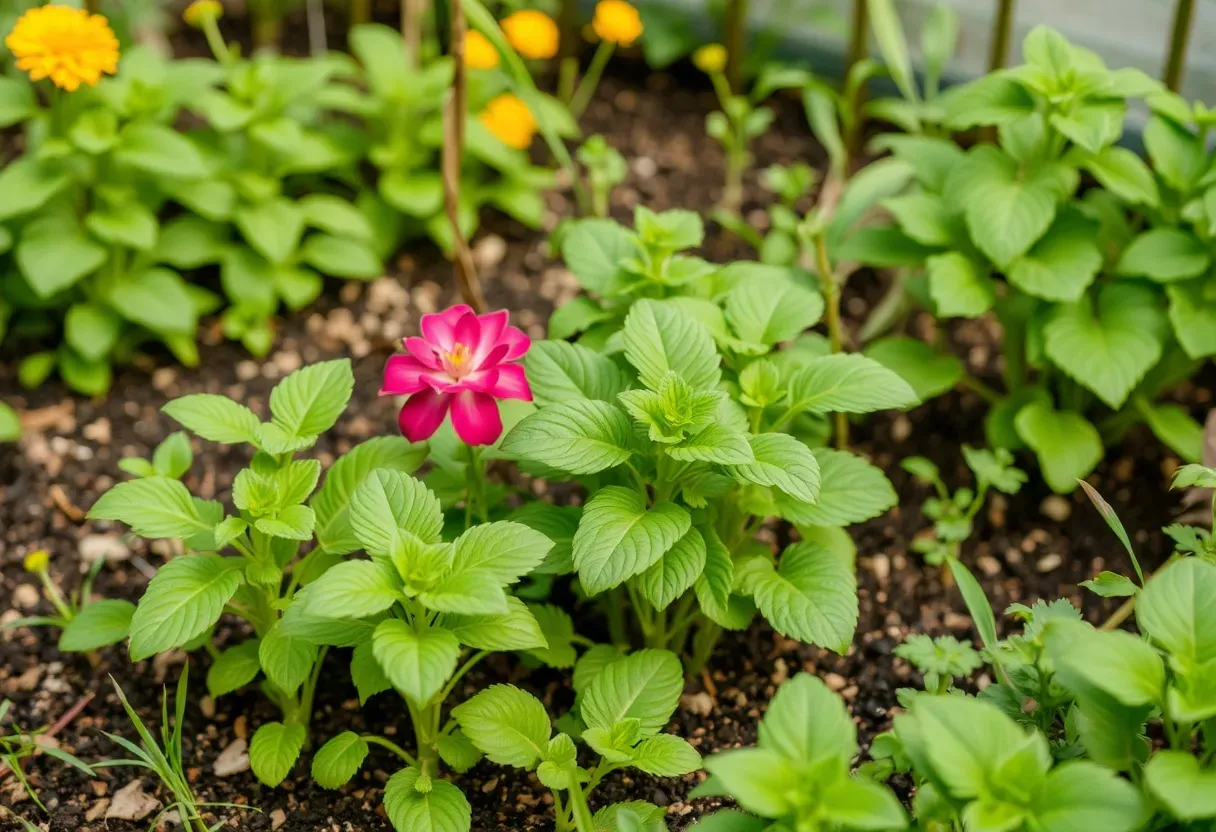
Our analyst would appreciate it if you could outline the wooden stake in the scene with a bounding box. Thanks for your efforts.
[442,0,487,312]
[988,0,1015,72]
[724,0,748,94]
[402,0,423,66]
[1163,0,1196,93]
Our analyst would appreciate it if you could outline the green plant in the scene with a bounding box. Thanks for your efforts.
[0,401,19,441]
[453,648,700,831]
[88,358,429,786]
[699,48,774,212]
[902,446,1026,566]
[96,665,246,832]
[893,633,982,697]
[692,673,906,831]
[503,274,919,669]
[295,470,562,830]
[870,24,1205,491]
[576,134,628,219]
[0,699,96,813]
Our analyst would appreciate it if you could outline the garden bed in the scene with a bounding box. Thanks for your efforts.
[0,61,1195,831]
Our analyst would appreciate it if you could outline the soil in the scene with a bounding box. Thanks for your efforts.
[0,53,1202,832]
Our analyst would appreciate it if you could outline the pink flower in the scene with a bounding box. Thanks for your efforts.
[381,305,532,445]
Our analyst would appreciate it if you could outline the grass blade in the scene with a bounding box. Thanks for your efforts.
[1077,479,1144,584]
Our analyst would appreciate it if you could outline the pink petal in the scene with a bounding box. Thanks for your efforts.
[421,305,474,352]
[453,311,481,354]
[450,390,503,446]
[397,389,452,442]
[472,310,509,365]
[487,363,532,401]
[404,337,443,370]
[458,370,498,395]
[478,343,510,371]
[381,354,433,396]
[498,325,531,361]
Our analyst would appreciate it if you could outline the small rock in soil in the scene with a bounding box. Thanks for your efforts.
[1036,553,1063,573]
[1040,495,1072,522]
[271,808,287,830]
[12,583,39,610]
[79,534,130,564]
[680,692,714,717]
[213,738,250,777]
[87,798,110,820]
[107,779,160,821]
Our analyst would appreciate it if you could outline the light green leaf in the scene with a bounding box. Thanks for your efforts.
[572,486,691,595]
[724,279,824,346]
[442,596,548,652]
[128,555,243,661]
[1014,402,1103,493]
[312,731,369,789]
[703,748,803,817]
[108,268,198,336]
[863,337,964,401]
[1008,209,1103,302]
[941,75,1034,130]
[1144,751,1216,821]
[350,469,444,554]
[775,448,896,527]
[524,340,630,407]
[1117,228,1210,282]
[1167,281,1216,359]
[928,252,995,317]
[235,198,305,265]
[449,521,553,585]
[1138,558,1216,666]
[560,218,642,295]
[582,648,684,736]
[666,424,754,465]
[163,394,262,445]
[254,504,316,541]
[748,541,857,653]
[16,220,107,298]
[89,476,214,539]
[1031,760,1145,831]
[371,619,460,706]
[269,358,354,439]
[304,560,402,618]
[417,570,508,615]
[351,640,392,704]
[206,639,262,697]
[786,353,919,416]
[299,234,382,279]
[65,303,121,363]
[882,192,957,246]
[436,730,483,773]
[730,433,821,504]
[628,734,701,776]
[452,684,552,768]
[258,623,317,696]
[623,300,721,392]
[500,401,635,475]
[636,526,706,610]
[249,721,305,787]
[758,673,855,768]
[58,599,134,652]
[298,194,375,241]
[1048,623,1166,707]
[115,124,208,178]
[0,157,71,221]
[383,767,471,832]
[1079,146,1160,208]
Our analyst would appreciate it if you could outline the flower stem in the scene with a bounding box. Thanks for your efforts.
[813,232,849,450]
[570,41,615,119]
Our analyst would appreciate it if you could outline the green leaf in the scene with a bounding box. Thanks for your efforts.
[1030,761,1145,831]
[163,394,262,445]
[436,730,483,774]
[128,555,244,661]
[572,486,692,595]
[595,802,669,832]
[304,560,402,618]
[1080,571,1138,598]
[524,340,630,407]
[1014,402,1103,493]
[1044,282,1166,408]
[270,358,354,439]
[582,648,684,736]
[829,157,916,243]
[1008,209,1103,302]
[350,469,444,555]
[154,216,228,269]
[107,268,198,336]
[500,401,635,475]
[927,252,995,318]
[0,157,71,221]
[1167,281,1216,359]
[299,234,382,279]
[115,123,208,178]
[1143,402,1203,463]
[89,476,214,539]
[623,300,721,392]
[695,527,756,631]
[312,731,369,789]
[759,673,856,767]
[58,599,134,652]
[1138,558,1216,666]
[371,619,460,706]
[947,147,1067,268]
[775,448,896,527]
[1144,751,1216,820]
[86,202,158,251]
[724,279,824,346]
[235,198,304,265]
[0,403,20,442]
[523,604,575,666]
[59,348,112,396]
[786,354,919,416]
[629,734,701,776]
[821,777,909,831]
[667,424,754,465]
[863,337,964,401]
[1117,228,1211,282]
[1079,146,1160,208]
[867,0,918,106]
[748,541,858,653]
[380,170,444,217]
[383,767,471,832]
[249,721,305,787]
[941,75,1035,129]
[703,748,803,817]
[255,504,316,540]
[560,219,643,295]
[65,303,121,363]
[16,220,107,298]
[882,192,958,246]
[0,76,36,127]
[449,521,553,585]
[443,596,548,652]
[1048,623,1165,707]
[298,194,375,241]
[636,526,706,610]
[453,684,552,768]
[1144,115,1206,191]
[418,570,507,615]
[312,436,427,555]
[206,639,262,697]
[350,640,391,704]
[730,433,821,504]
[258,623,318,696]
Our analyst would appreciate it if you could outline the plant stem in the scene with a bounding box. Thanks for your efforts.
[724,0,748,93]
[201,17,232,65]
[557,0,580,102]
[606,587,629,647]
[564,783,598,832]
[569,41,615,119]
[402,0,423,65]
[442,0,486,312]
[1163,0,1196,92]
[988,0,1016,72]
[686,621,722,676]
[363,734,419,767]
[350,0,372,28]
[813,233,849,449]
[251,8,282,52]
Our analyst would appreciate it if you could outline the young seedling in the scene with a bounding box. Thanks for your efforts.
[0,699,96,813]
[893,633,982,696]
[576,135,628,219]
[696,43,774,212]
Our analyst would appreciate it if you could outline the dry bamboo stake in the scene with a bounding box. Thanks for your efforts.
[402,0,424,66]
[1163,0,1196,93]
[442,0,487,313]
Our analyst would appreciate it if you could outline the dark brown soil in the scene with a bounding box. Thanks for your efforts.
[0,58,1199,832]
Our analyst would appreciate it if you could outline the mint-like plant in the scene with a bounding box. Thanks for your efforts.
[88,358,430,786]
[503,290,917,670]
[453,648,700,832]
[295,469,557,829]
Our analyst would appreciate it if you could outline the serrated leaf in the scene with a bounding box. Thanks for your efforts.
[623,300,721,392]
[786,354,919,416]
[725,279,824,346]
[1117,228,1211,283]
[523,604,575,667]
[443,596,548,652]
[58,599,134,652]
[501,400,636,474]
[383,768,471,832]
[863,337,964,401]
[573,487,692,595]
[1008,209,1102,302]
[525,340,630,407]
[666,424,754,464]
[249,721,305,787]
[206,638,262,697]
[312,437,428,554]
[162,394,261,445]
[636,526,706,610]
[418,570,508,615]
[748,542,857,653]
[453,684,552,768]
[436,730,483,773]
[372,619,460,706]
[1044,282,1166,409]
[582,648,684,736]
[775,448,896,527]
[129,555,243,660]
[303,559,402,618]
[269,359,354,440]
[351,640,391,704]
[258,623,317,696]
[629,733,702,776]
[449,521,554,585]
[89,477,215,540]
[312,731,370,789]
[350,469,444,556]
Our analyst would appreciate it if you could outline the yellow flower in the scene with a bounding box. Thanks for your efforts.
[184,0,223,27]
[24,550,50,573]
[480,94,537,150]
[465,30,500,70]
[5,5,119,92]
[502,10,559,60]
[592,0,642,47]
[693,43,727,75]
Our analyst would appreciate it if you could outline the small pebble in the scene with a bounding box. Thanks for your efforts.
[1036,553,1063,573]
[1040,495,1071,522]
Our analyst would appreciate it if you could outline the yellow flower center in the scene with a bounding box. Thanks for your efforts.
[592,0,643,47]
[446,342,471,372]
[502,10,559,60]
[5,5,120,92]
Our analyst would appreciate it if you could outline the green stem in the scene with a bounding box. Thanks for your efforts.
[606,587,629,647]
[813,233,848,449]
[988,0,1016,72]
[201,18,232,65]
[569,41,615,119]
[363,734,419,767]
[437,650,490,705]
[1164,0,1196,92]
[723,0,748,93]
[686,621,722,676]
[565,783,598,832]
[36,571,73,621]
